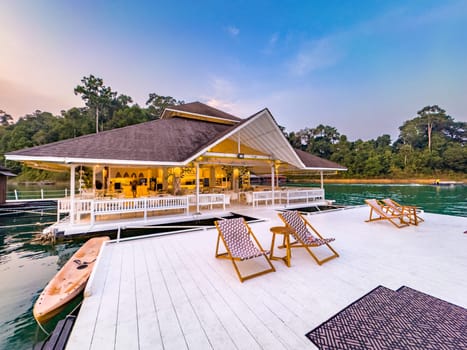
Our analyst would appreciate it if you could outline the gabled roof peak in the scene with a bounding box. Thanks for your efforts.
[161,101,241,125]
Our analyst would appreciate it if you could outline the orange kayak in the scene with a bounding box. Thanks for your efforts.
[33,236,109,323]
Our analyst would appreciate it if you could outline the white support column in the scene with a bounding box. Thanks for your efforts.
[106,166,111,191]
[271,163,275,206]
[276,165,279,188]
[147,169,151,192]
[210,166,216,188]
[162,168,168,191]
[70,165,76,225]
[320,171,324,189]
[195,162,200,213]
[275,163,280,203]
[92,166,96,196]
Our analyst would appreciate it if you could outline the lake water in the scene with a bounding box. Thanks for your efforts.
[0,184,465,349]
[316,183,466,217]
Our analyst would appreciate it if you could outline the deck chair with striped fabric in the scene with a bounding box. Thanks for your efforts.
[365,199,410,228]
[381,198,424,226]
[278,211,339,265]
[215,218,275,282]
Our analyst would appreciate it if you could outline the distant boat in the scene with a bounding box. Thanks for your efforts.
[431,181,463,186]
[33,236,109,323]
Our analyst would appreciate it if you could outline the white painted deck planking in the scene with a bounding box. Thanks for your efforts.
[67,207,467,349]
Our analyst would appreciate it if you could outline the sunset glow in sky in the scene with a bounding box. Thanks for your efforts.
[1,0,466,140]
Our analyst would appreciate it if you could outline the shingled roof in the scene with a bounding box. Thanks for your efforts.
[8,117,234,164]
[295,149,347,170]
[161,101,241,123]
[6,102,347,173]
[0,166,16,176]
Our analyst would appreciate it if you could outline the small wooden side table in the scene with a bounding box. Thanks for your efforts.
[269,226,295,267]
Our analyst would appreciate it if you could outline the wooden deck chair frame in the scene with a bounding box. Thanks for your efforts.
[364,199,409,228]
[215,218,275,282]
[381,198,424,226]
[278,211,339,265]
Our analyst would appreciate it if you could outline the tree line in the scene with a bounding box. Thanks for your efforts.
[0,75,465,180]
[286,105,465,178]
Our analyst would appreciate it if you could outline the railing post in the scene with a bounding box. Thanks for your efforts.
[41,188,44,200]
[90,200,95,225]
[65,188,68,197]
[14,189,18,200]
[144,197,147,221]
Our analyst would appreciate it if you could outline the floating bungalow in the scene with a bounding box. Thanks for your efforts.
[5,102,346,236]
[0,166,16,204]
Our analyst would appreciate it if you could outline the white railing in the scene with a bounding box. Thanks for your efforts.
[280,189,325,206]
[252,191,274,206]
[251,189,325,207]
[188,194,226,210]
[55,189,326,222]
[8,188,71,201]
[58,196,190,224]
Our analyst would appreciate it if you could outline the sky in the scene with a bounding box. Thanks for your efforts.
[1,0,466,141]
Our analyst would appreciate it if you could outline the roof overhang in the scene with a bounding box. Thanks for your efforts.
[185,108,306,168]
[6,155,187,170]
[0,170,16,176]
[162,109,238,125]
[302,167,348,171]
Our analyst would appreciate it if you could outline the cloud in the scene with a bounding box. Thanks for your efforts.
[226,25,240,37]
[205,98,237,114]
[287,37,343,76]
[199,76,239,115]
[269,32,279,46]
[262,32,280,54]
[209,76,237,96]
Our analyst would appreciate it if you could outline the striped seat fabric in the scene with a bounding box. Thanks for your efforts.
[216,218,269,260]
[281,211,335,246]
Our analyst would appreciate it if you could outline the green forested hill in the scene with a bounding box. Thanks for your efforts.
[1,75,465,180]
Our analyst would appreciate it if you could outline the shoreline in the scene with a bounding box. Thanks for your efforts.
[290,178,465,185]
[9,178,466,186]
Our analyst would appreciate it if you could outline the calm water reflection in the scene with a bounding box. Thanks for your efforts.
[0,206,82,350]
[322,184,466,217]
[0,184,465,349]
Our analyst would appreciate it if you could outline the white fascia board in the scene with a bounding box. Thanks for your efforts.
[254,110,306,168]
[0,171,16,176]
[163,108,238,124]
[183,122,255,164]
[302,167,348,171]
[185,109,305,167]
[204,152,272,160]
[5,154,186,167]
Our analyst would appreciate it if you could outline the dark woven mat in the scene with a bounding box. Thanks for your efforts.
[306,285,467,349]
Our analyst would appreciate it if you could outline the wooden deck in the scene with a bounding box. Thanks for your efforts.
[66,207,467,349]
